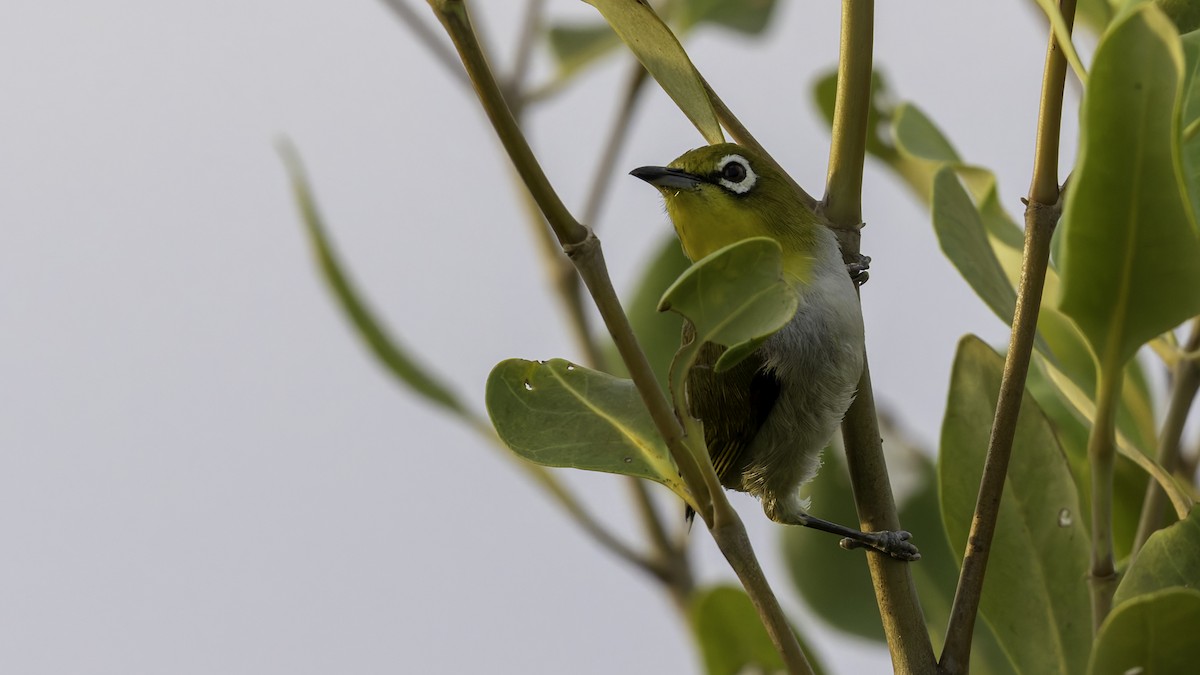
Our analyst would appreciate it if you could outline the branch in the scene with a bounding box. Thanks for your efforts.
[378,0,469,87]
[1131,319,1200,553]
[426,2,810,671]
[818,3,935,673]
[941,2,1076,669]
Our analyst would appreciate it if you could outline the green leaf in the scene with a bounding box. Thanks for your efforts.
[604,235,690,392]
[545,22,621,78]
[280,143,468,417]
[1088,587,1200,675]
[893,103,961,164]
[931,167,1019,328]
[689,585,824,675]
[677,0,780,35]
[485,358,690,504]
[657,237,798,373]
[1114,506,1200,606]
[1180,29,1200,219]
[940,336,1092,675]
[1058,4,1200,369]
[1025,358,1150,561]
[585,0,724,144]
[1159,0,1200,33]
[812,69,897,162]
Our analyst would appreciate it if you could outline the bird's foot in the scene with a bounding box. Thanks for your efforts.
[839,529,921,561]
[846,253,872,287]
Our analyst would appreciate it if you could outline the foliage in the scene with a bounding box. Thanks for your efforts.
[289,1,1200,672]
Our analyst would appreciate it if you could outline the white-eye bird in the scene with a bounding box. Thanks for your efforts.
[632,143,918,561]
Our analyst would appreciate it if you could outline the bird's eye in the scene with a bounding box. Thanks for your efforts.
[721,161,747,183]
[715,155,757,195]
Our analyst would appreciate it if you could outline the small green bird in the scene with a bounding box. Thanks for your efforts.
[632,143,918,560]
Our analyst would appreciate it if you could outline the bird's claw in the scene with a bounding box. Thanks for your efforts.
[846,254,872,287]
[839,529,920,561]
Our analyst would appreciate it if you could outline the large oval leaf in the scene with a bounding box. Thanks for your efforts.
[939,336,1092,675]
[657,237,798,373]
[689,585,823,675]
[1114,506,1200,606]
[584,0,724,144]
[1058,4,1200,368]
[1088,587,1200,675]
[485,358,690,504]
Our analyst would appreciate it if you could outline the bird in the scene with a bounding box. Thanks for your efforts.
[631,143,919,561]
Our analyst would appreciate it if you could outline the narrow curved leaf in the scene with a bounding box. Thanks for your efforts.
[546,22,621,78]
[281,143,468,417]
[893,103,961,164]
[1058,4,1200,368]
[689,585,823,675]
[585,0,724,143]
[931,167,1019,327]
[657,237,798,372]
[677,0,780,35]
[1088,587,1200,675]
[940,336,1091,675]
[1114,506,1200,606]
[485,358,690,503]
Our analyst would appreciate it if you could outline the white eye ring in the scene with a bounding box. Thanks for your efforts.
[716,154,757,194]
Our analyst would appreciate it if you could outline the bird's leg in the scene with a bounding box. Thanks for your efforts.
[797,514,921,561]
[846,253,872,287]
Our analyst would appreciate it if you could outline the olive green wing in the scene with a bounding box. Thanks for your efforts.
[682,322,781,489]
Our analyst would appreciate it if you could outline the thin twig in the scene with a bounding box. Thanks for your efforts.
[507,0,546,103]
[820,3,935,673]
[379,0,469,87]
[1131,318,1200,554]
[581,64,650,225]
[940,2,1076,670]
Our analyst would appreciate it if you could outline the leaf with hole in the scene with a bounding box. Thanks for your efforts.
[940,336,1091,675]
[485,358,690,506]
[1088,587,1200,675]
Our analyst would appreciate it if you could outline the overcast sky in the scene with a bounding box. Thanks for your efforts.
[1,2,1067,673]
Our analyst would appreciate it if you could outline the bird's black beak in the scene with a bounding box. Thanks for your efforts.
[630,165,703,190]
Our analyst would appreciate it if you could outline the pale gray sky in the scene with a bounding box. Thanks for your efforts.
[1,2,1062,673]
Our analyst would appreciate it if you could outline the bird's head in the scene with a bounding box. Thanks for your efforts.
[631,143,825,281]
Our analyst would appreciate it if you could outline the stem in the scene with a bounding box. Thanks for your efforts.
[427,1,586,244]
[841,364,936,674]
[1088,367,1121,633]
[939,201,1059,673]
[820,3,935,672]
[581,64,650,226]
[378,0,469,87]
[1131,319,1200,554]
[941,4,1075,670]
[428,2,809,669]
[506,0,546,108]
[1028,0,1079,204]
[711,514,814,675]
